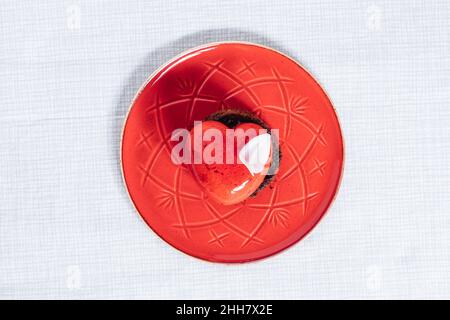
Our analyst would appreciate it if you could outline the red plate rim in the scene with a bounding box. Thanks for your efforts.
[120,41,345,263]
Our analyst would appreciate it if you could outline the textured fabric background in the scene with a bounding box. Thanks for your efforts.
[1,0,449,299]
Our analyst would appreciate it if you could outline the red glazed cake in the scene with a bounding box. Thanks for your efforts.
[185,109,280,205]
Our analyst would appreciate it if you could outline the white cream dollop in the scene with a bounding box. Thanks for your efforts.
[238,133,271,175]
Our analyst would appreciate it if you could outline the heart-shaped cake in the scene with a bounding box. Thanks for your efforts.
[185,110,277,205]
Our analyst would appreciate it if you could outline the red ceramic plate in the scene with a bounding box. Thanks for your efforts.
[121,42,344,263]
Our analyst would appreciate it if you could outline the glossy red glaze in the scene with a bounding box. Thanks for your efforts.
[121,42,344,263]
[189,120,272,206]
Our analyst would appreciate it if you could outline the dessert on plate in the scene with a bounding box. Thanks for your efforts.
[186,109,280,205]
[121,42,344,262]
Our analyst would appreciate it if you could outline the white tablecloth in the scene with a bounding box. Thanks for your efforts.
[1,0,449,299]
